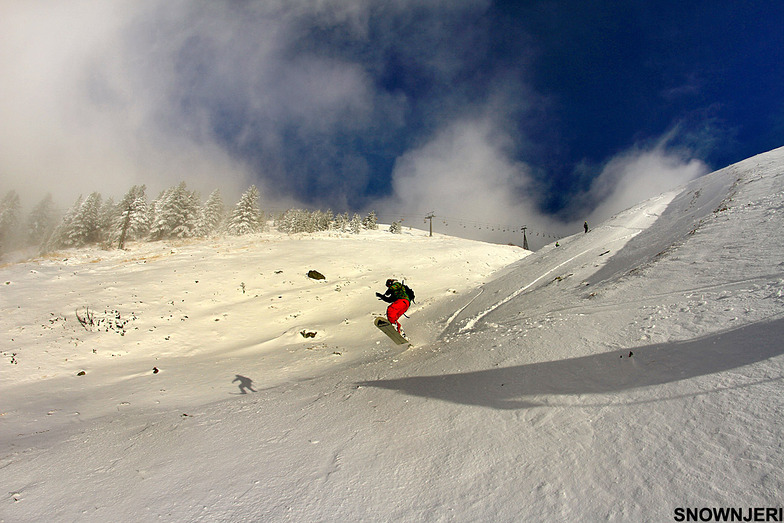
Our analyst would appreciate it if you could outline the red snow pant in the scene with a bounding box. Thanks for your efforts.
[386,299,410,331]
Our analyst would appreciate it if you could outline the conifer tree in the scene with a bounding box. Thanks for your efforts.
[46,193,102,249]
[113,185,149,248]
[0,190,22,255]
[362,211,378,230]
[26,194,58,248]
[98,197,115,244]
[47,195,83,251]
[334,212,349,232]
[149,182,200,240]
[227,185,264,235]
[170,186,200,239]
[350,213,362,234]
[277,208,306,233]
[199,189,225,236]
[148,187,173,240]
[68,192,103,247]
[312,210,333,232]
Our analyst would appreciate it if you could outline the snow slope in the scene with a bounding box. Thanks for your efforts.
[2,146,784,521]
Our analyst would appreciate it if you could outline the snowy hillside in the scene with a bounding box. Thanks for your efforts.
[2,146,784,521]
[1,228,527,423]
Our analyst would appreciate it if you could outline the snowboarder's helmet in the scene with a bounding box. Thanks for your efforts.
[386,278,397,287]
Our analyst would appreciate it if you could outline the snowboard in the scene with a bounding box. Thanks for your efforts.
[374,317,411,346]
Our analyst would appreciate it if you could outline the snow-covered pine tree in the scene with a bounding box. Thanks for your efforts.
[299,209,311,233]
[271,210,284,231]
[46,195,83,251]
[322,209,334,231]
[68,192,103,247]
[311,210,332,232]
[0,190,22,256]
[113,185,149,248]
[389,220,402,234]
[147,189,169,240]
[26,193,58,248]
[304,210,318,233]
[198,189,225,236]
[277,209,307,234]
[276,209,293,233]
[170,187,200,239]
[362,211,378,230]
[149,182,200,240]
[349,213,362,234]
[334,212,349,232]
[98,197,115,245]
[227,185,264,235]
[277,209,345,234]
[44,192,103,250]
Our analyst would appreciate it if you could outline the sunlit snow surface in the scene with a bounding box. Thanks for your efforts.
[2,147,784,521]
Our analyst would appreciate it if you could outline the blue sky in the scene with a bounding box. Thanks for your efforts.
[1,1,782,245]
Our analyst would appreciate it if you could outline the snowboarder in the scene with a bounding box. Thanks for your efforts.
[584,221,589,233]
[376,278,411,333]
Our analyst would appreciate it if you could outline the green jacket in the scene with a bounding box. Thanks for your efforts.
[378,282,410,303]
[388,282,409,301]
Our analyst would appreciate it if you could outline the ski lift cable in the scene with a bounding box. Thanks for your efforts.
[322,211,567,240]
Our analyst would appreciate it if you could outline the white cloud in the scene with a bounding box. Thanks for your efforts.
[377,115,566,244]
[585,142,709,224]
[0,0,500,214]
[384,119,523,213]
[0,2,262,207]
[0,1,396,208]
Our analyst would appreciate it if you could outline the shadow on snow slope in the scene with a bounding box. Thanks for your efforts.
[358,317,784,410]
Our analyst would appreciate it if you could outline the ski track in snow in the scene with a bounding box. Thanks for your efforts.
[446,287,484,327]
[458,249,590,332]
[455,190,677,333]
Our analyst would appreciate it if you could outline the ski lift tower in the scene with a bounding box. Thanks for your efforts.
[425,212,435,237]
[521,226,529,250]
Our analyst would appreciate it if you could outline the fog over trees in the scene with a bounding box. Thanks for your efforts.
[0,184,379,260]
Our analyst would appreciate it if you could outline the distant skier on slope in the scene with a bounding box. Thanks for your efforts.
[584,221,589,233]
[376,278,412,333]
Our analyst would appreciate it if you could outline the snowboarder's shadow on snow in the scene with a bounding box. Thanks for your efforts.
[232,374,257,394]
[358,318,784,410]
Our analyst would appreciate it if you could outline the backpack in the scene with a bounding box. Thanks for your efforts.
[403,283,415,303]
